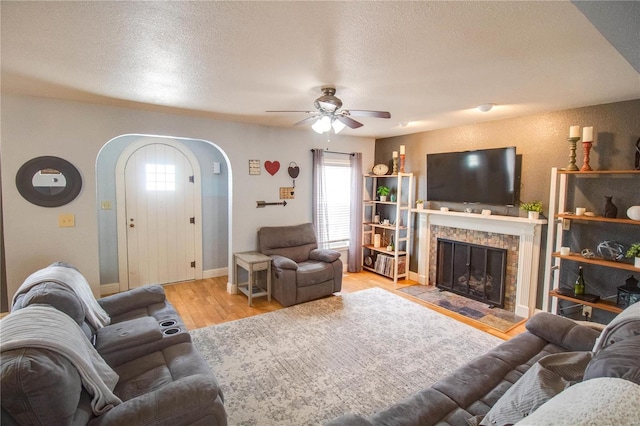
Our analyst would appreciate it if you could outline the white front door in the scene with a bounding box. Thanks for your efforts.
[124,143,196,288]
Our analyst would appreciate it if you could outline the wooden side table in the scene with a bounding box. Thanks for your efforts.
[233,251,272,306]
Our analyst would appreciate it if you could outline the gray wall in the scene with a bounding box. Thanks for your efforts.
[376,99,640,316]
[1,94,374,300]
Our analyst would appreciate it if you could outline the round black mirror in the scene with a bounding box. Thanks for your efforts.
[16,156,82,207]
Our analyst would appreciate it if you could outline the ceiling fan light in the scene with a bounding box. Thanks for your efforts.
[477,103,495,112]
[332,118,346,134]
[312,116,332,134]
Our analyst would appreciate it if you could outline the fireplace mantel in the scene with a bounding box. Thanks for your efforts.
[412,209,547,318]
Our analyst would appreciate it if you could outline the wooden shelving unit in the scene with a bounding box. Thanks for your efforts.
[549,289,622,314]
[362,173,414,283]
[555,214,639,226]
[551,252,640,272]
[543,168,640,318]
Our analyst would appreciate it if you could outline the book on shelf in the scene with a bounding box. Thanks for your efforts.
[374,254,406,277]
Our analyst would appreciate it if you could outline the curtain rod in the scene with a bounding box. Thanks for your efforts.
[310,149,354,156]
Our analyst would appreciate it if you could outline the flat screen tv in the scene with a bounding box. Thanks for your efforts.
[426,147,518,206]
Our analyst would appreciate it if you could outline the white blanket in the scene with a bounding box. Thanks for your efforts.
[12,265,111,329]
[0,305,121,415]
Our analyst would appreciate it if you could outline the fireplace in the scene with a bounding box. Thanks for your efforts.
[436,238,507,308]
[413,210,546,318]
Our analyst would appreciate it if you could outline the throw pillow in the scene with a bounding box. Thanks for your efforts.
[514,377,640,425]
[592,301,640,352]
[584,335,640,385]
[479,351,592,426]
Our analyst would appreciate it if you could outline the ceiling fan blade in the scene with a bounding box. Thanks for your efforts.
[337,115,363,129]
[294,115,320,126]
[343,110,391,119]
[266,110,315,114]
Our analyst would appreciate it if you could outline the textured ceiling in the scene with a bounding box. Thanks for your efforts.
[2,1,638,138]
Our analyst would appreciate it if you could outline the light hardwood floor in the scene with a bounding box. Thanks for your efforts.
[163,271,525,340]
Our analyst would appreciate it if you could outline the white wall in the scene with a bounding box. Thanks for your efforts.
[1,94,375,300]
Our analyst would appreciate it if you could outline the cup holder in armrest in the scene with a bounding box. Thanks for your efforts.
[163,327,181,335]
[159,320,177,327]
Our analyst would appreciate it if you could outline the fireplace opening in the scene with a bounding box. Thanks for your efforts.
[436,238,507,308]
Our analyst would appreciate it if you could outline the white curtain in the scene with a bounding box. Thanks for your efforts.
[312,149,329,247]
[348,153,363,272]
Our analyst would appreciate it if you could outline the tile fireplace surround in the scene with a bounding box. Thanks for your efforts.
[413,210,547,318]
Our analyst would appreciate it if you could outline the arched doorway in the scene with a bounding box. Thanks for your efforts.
[96,134,231,294]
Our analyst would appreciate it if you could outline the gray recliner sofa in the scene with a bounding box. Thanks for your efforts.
[258,223,343,307]
[329,303,640,425]
[1,263,227,426]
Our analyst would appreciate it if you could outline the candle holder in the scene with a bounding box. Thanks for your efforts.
[392,157,398,175]
[565,137,580,171]
[580,141,593,171]
[399,154,406,173]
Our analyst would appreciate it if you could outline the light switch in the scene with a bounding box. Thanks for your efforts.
[59,214,75,227]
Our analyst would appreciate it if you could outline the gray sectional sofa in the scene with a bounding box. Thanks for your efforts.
[330,303,640,426]
[1,263,226,426]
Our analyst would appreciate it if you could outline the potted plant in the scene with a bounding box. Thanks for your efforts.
[377,185,390,202]
[415,199,424,210]
[627,243,640,268]
[520,200,543,220]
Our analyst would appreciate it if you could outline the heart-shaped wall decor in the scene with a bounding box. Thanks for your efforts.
[264,161,280,176]
[288,162,300,179]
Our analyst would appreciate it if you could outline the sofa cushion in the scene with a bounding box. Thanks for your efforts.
[309,248,340,263]
[95,316,163,355]
[271,255,299,270]
[525,312,600,352]
[258,223,318,263]
[480,351,592,426]
[12,282,86,326]
[1,348,82,425]
[296,261,335,287]
[584,335,640,385]
[514,377,640,426]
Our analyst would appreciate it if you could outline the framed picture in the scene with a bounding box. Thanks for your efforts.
[249,160,261,175]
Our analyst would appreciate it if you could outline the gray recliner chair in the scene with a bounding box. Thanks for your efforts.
[258,223,343,307]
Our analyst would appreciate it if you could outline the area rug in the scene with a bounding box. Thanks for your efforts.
[398,285,525,333]
[191,287,502,425]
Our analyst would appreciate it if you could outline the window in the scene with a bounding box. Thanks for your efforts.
[146,164,175,191]
[322,155,351,249]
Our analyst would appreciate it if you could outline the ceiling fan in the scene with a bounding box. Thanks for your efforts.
[267,86,391,134]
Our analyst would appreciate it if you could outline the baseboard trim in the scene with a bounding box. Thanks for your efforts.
[100,283,120,296]
[408,271,426,285]
[203,267,228,279]
[100,267,227,296]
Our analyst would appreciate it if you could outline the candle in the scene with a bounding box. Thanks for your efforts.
[373,234,381,248]
[569,126,580,138]
[392,151,398,158]
[582,126,593,142]
[399,145,405,155]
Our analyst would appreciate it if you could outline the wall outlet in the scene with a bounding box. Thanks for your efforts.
[58,213,75,227]
[101,200,112,210]
[582,305,592,317]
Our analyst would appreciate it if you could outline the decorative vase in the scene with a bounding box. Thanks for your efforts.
[528,211,540,220]
[627,206,640,221]
[390,194,397,202]
[604,196,618,218]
